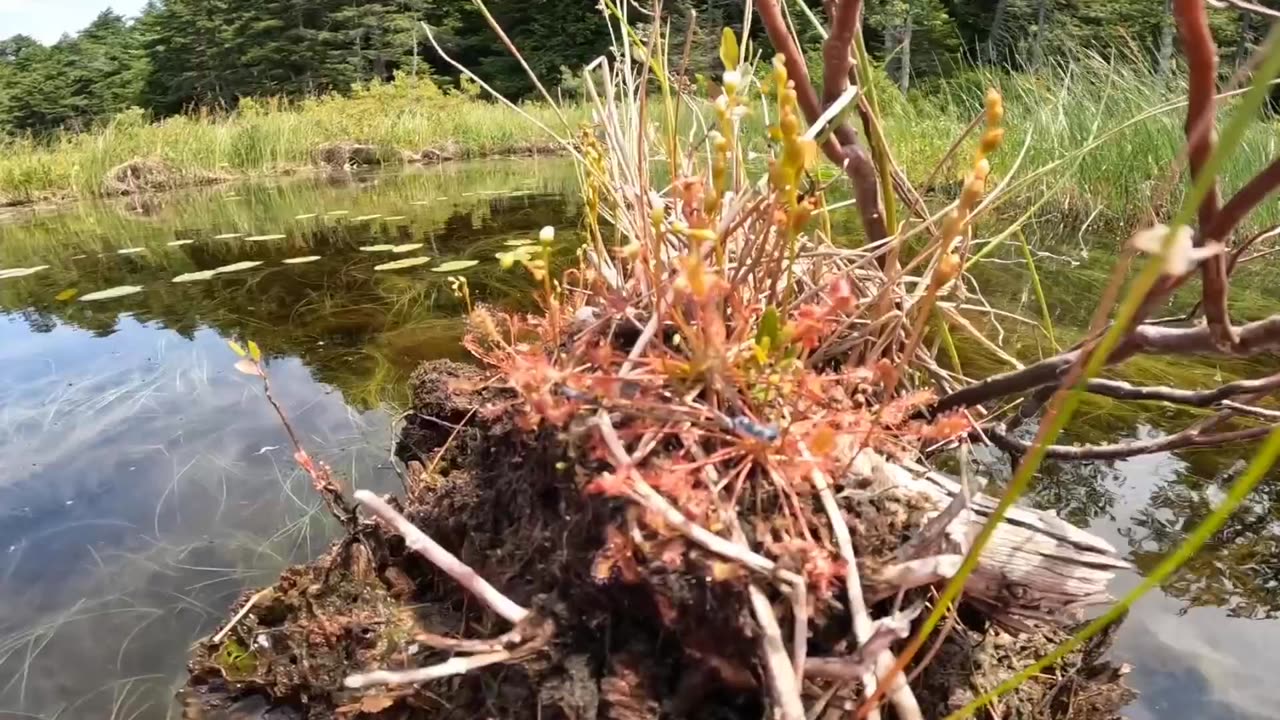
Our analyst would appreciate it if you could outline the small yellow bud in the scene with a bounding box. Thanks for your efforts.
[979,127,1005,155]
[984,88,1004,126]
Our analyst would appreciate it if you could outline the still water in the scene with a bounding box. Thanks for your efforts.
[0,158,1277,719]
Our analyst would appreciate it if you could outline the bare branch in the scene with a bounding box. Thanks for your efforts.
[344,650,517,689]
[748,583,806,720]
[1080,372,1280,408]
[934,312,1280,412]
[1174,0,1236,349]
[989,422,1275,460]
[353,490,530,625]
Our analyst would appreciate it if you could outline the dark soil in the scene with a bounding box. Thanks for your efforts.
[181,360,1135,720]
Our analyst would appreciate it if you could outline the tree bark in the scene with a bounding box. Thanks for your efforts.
[1030,0,1050,69]
[987,0,1009,65]
[898,0,913,93]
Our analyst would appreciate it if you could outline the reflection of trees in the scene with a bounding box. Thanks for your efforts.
[1125,455,1280,619]
[1023,459,1122,528]
[1,194,576,411]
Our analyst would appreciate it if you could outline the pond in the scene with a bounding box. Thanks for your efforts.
[0,158,1277,719]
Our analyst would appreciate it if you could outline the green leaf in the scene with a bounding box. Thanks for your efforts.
[54,288,77,301]
[227,340,248,358]
[755,306,782,356]
[248,340,262,362]
[719,28,739,71]
[432,260,480,273]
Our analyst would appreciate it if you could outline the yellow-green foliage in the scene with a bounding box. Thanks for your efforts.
[0,75,583,206]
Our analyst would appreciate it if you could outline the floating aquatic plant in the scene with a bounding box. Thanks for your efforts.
[245,234,287,242]
[79,285,143,301]
[431,259,480,273]
[374,257,432,271]
[282,256,322,264]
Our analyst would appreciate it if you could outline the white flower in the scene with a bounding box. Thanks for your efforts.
[1128,224,1222,276]
[722,70,742,92]
[539,226,555,244]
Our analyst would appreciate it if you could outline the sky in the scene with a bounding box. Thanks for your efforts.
[1,0,147,44]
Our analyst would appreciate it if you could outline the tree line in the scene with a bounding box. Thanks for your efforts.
[0,0,1272,136]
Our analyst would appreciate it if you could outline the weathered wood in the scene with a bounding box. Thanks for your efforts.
[846,451,1129,629]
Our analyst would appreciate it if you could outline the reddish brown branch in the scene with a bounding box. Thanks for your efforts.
[989,422,1274,460]
[756,0,887,244]
[933,312,1280,413]
[823,0,862,107]
[1209,157,1280,244]
[1174,0,1235,349]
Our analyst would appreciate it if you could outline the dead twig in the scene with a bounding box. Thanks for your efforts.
[353,489,530,624]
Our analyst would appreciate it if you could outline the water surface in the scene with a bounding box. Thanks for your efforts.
[1,159,1278,719]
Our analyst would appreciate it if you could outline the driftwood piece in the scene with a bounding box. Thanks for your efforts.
[846,452,1129,629]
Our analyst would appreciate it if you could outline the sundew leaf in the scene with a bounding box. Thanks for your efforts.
[172,270,218,282]
[79,285,143,301]
[282,256,321,264]
[167,239,195,246]
[211,260,263,274]
[245,234,286,241]
[431,259,480,273]
[392,243,424,253]
[358,245,396,252]
[214,233,244,239]
[0,266,49,280]
[374,257,432,271]
[248,340,262,362]
[227,340,248,357]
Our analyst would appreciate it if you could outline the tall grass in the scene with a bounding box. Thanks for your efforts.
[0,76,583,206]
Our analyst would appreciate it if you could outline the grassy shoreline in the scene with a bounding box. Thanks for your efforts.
[0,76,580,207]
[5,62,1280,236]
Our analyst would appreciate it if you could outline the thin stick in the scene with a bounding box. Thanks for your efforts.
[353,490,529,625]
[344,649,515,689]
[748,583,806,720]
[211,588,272,644]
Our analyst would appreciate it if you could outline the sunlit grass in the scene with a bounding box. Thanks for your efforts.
[0,76,585,206]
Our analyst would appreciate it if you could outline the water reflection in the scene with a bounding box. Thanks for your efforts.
[0,160,577,719]
[2,159,1280,718]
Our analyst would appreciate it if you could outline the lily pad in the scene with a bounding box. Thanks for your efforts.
[410,200,431,205]
[392,243,424,253]
[282,256,322,264]
[325,210,350,216]
[502,239,536,246]
[431,259,480,273]
[374,257,432,271]
[211,261,263,274]
[172,270,218,283]
[358,245,396,252]
[245,234,286,242]
[384,216,407,221]
[214,233,244,240]
[352,214,383,222]
[116,247,147,255]
[0,266,49,280]
[294,213,318,220]
[167,239,195,246]
[79,285,143,301]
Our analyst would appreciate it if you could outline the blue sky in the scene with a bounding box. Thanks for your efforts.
[1,0,147,44]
